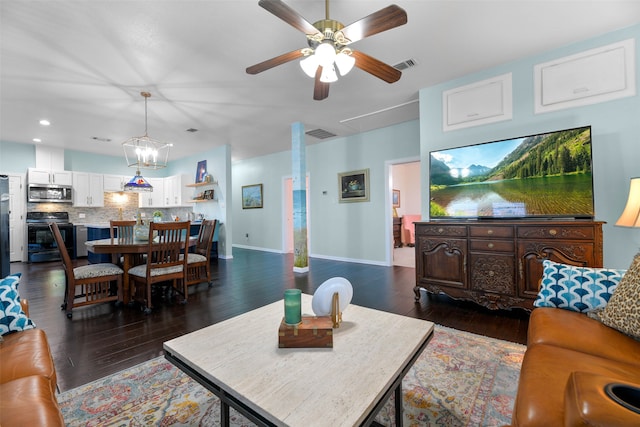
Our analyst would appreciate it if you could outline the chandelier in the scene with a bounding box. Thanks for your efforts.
[122,92,172,192]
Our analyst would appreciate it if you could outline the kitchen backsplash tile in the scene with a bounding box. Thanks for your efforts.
[27,192,193,224]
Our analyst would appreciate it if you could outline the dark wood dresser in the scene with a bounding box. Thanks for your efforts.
[414,220,604,310]
[393,216,402,248]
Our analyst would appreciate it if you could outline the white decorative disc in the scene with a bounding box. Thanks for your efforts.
[312,277,353,316]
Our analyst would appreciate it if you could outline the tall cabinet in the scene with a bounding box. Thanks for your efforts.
[414,220,604,310]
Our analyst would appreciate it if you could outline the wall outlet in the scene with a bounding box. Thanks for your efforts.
[79,213,86,218]
[140,212,146,217]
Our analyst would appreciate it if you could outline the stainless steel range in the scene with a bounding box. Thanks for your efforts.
[27,211,74,263]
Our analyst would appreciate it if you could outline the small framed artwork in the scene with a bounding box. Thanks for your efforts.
[242,183,263,209]
[203,189,214,200]
[196,160,207,183]
[392,189,400,208]
[338,169,370,203]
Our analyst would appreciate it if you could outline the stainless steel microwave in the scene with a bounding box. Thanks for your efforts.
[27,184,73,203]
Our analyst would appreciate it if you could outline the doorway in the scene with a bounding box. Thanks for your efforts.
[387,159,420,268]
[7,174,26,262]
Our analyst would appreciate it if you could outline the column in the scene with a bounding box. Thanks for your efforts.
[292,122,308,272]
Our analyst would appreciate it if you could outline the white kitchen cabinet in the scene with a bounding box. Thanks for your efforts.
[72,172,104,207]
[27,167,73,186]
[138,178,165,208]
[103,174,128,192]
[35,146,64,170]
[164,174,190,207]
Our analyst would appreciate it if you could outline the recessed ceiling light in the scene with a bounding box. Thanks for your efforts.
[39,119,51,126]
[32,138,42,143]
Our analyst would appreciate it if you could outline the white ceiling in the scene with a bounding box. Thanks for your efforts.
[2,1,639,162]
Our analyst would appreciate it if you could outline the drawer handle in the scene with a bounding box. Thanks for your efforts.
[487,229,494,235]
[438,228,444,233]
[487,243,494,249]
[549,229,557,236]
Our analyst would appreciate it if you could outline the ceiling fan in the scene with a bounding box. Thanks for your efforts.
[246,0,408,100]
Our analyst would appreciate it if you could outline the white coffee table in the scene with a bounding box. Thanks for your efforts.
[164,294,434,426]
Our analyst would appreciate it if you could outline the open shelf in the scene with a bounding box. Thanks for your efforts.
[187,199,214,203]
[186,181,217,188]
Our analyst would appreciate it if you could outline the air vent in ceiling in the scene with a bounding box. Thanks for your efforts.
[186,128,199,133]
[305,128,336,139]
[393,58,418,71]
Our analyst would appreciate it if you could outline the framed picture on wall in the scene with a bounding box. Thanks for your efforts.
[393,189,400,208]
[338,169,369,203]
[195,160,207,183]
[242,183,263,209]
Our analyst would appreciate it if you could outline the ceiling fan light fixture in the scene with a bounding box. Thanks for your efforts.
[335,51,355,76]
[300,54,320,78]
[315,42,336,68]
[320,65,338,83]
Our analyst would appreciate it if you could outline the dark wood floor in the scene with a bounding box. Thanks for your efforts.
[11,248,529,392]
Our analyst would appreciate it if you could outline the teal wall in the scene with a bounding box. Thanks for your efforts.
[232,120,421,264]
[0,141,35,173]
[419,24,640,269]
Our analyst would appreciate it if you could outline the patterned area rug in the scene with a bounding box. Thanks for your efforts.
[58,325,525,426]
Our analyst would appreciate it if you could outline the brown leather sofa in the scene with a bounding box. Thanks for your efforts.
[510,307,640,426]
[0,300,64,426]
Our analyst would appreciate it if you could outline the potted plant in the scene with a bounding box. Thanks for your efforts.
[152,211,163,222]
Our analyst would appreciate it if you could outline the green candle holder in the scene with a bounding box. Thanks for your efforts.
[284,289,302,325]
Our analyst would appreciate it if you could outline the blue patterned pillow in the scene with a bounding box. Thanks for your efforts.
[534,260,626,313]
[0,273,36,335]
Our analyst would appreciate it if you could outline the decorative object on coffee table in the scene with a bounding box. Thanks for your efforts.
[312,276,353,327]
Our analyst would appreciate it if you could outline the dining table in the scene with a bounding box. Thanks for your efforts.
[85,236,198,304]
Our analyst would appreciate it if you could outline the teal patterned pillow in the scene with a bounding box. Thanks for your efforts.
[534,260,626,313]
[0,273,36,335]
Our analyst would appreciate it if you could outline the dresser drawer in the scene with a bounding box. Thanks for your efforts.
[469,225,514,238]
[517,225,595,240]
[416,224,467,237]
[469,239,515,252]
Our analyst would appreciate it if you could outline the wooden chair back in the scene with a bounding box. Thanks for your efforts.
[145,221,190,279]
[109,220,136,264]
[49,222,73,275]
[194,219,217,258]
[109,220,136,242]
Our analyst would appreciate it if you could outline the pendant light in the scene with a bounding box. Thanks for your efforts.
[122,92,172,192]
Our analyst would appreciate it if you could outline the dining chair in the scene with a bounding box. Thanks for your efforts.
[49,222,124,319]
[185,219,218,287]
[109,220,136,265]
[128,221,190,314]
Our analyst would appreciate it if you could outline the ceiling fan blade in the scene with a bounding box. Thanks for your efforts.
[313,66,330,100]
[258,0,322,36]
[338,5,407,44]
[351,50,401,83]
[246,49,305,74]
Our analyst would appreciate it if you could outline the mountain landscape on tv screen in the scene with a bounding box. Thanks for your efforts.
[430,127,594,219]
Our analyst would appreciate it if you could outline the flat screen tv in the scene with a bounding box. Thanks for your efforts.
[429,125,594,220]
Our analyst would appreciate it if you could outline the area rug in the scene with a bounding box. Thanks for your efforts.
[58,325,525,427]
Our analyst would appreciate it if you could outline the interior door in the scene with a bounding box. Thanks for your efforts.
[8,174,25,261]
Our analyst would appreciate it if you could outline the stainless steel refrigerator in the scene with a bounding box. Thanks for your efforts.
[0,175,10,278]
